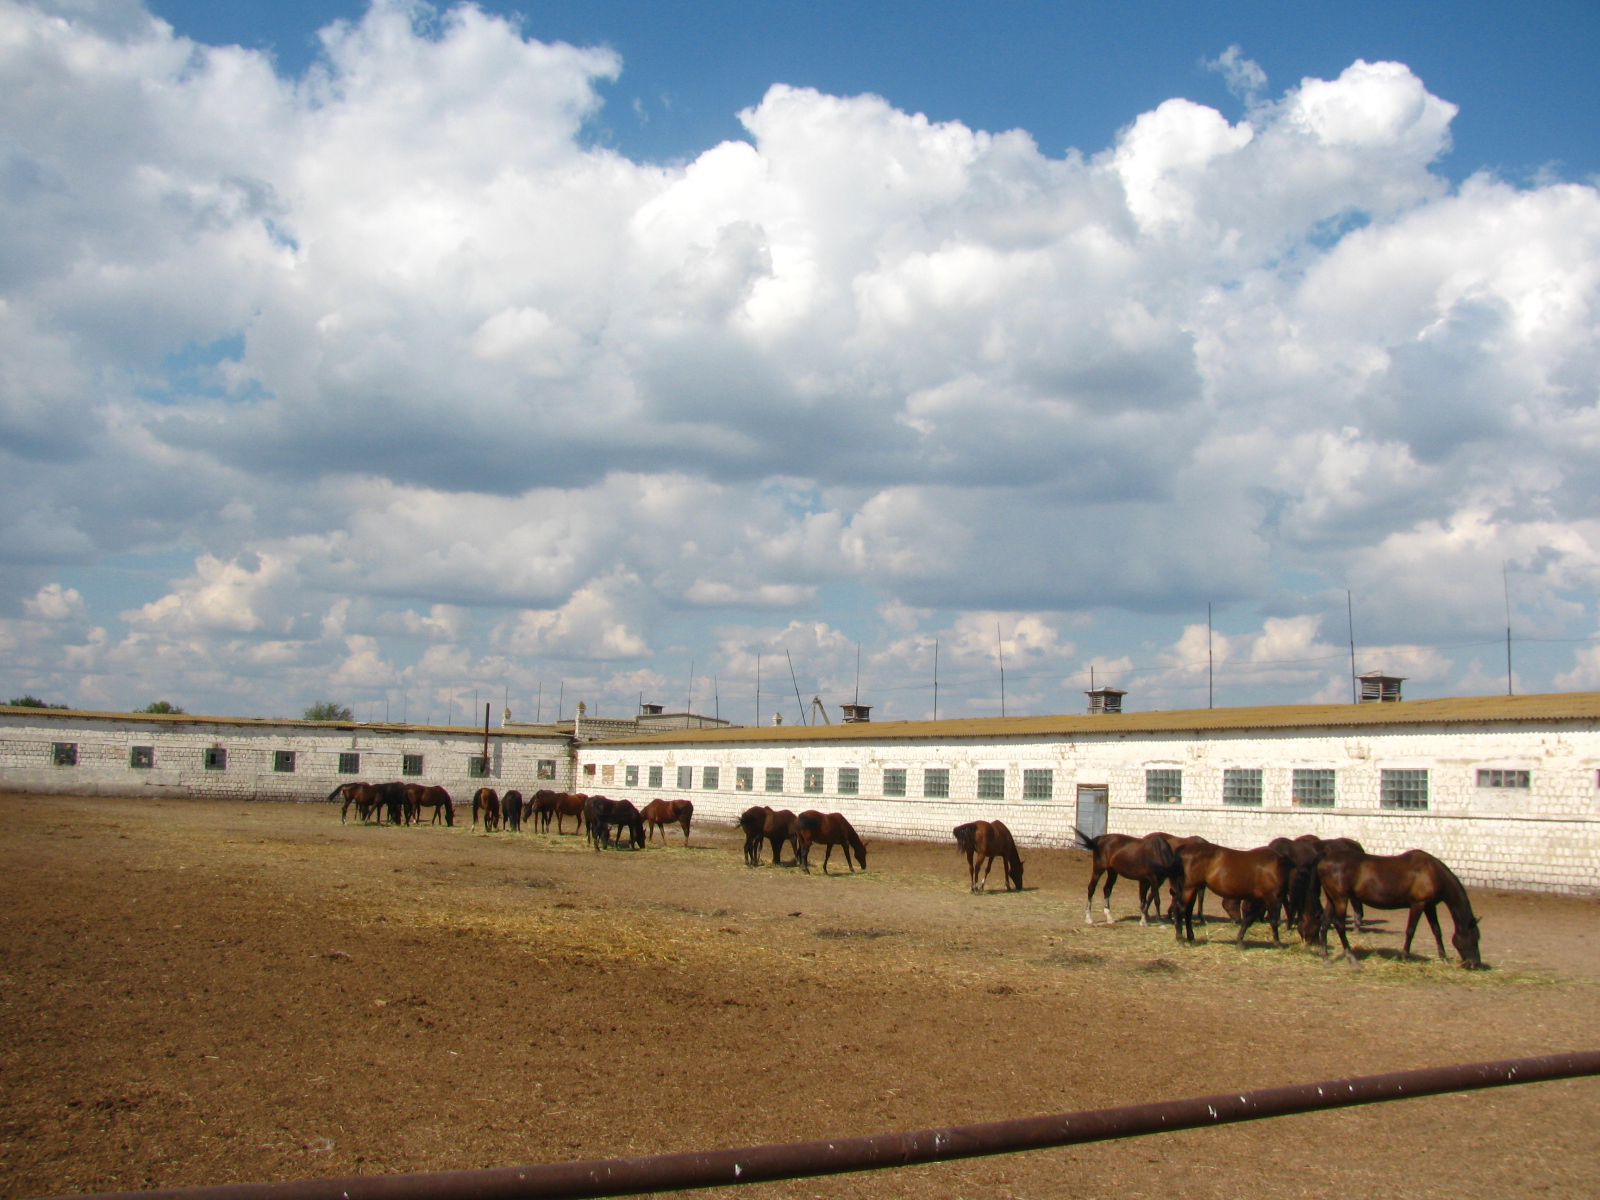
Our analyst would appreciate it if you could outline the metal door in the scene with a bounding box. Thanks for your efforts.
[1075,784,1108,840]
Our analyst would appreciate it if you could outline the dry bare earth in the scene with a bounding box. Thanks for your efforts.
[3,794,1599,1200]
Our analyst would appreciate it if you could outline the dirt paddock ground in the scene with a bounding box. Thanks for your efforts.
[3,795,1598,1200]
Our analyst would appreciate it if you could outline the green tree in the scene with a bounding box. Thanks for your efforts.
[8,694,67,709]
[138,701,186,714]
[303,700,354,722]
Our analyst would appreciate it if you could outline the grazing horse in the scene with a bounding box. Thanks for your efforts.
[1303,848,1483,968]
[1268,836,1327,929]
[373,781,409,826]
[472,787,501,832]
[953,820,1023,892]
[330,781,380,824]
[738,806,770,866]
[552,792,588,835]
[530,790,560,832]
[609,798,645,849]
[501,790,523,832]
[584,795,630,849]
[736,806,799,866]
[1171,842,1294,946]
[1076,830,1181,925]
[796,811,868,875]
[405,784,454,827]
[641,798,694,845]
[1316,837,1368,929]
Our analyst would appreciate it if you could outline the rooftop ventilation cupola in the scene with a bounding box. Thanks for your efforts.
[1086,687,1127,715]
[1358,672,1405,703]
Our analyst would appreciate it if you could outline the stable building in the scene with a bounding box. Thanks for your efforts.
[579,691,1600,895]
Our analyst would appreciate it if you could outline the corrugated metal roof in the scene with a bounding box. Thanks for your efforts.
[0,705,568,739]
[599,691,1600,746]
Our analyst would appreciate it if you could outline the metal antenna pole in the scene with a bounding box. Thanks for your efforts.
[786,649,806,725]
[556,680,563,722]
[1504,560,1514,696]
[1207,603,1214,709]
[997,622,1006,718]
[714,676,719,723]
[933,638,939,721]
[755,653,761,727]
[854,643,861,706]
[1347,591,1358,704]
[535,680,542,723]
[686,661,694,715]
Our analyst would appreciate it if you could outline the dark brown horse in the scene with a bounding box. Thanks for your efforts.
[1302,848,1483,968]
[471,787,501,832]
[953,820,1023,892]
[1076,830,1181,925]
[737,806,769,866]
[796,811,867,874]
[737,806,799,866]
[1316,836,1368,929]
[1269,835,1327,928]
[1171,842,1294,946]
[641,798,693,845]
[405,783,454,826]
[552,792,587,835]
[500,790,523,832]
[373,781,408,826]
[329,781,380,824]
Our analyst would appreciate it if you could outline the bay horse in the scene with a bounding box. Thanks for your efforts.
[584,795,638,849]
[501,790,523,832]
[405,783,454,826]
[374,781,408,826]
[530,789,560,832]
[641,798,693,845]
[1076,830,1181,925]
[796,811,867,874]
[609,798,645,849]
[1302,848,1483,968]
[471,787,501,832]
[953,820,1022,892]
[1269,836,1326,928]
[330,781,380,824]
[1171,842,1294,946]
[737,806,799,866]
[552,792,587,835]
[738,806,769,866]
[1316,837,1368,929]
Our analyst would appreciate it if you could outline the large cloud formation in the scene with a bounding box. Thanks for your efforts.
[2,1,1598,717]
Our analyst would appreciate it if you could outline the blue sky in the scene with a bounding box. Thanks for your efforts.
[3,0,1600,722]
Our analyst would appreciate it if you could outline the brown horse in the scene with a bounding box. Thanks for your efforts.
[737,806,799,866]
[796,811,867,874]
[641,798,693,845]
[737,806,769,866]
[1172,842,1294,946]
[1303,848,1483,968]
[471,787,501,832]
[329,781,380,824]
[501,789,523,832]
[373,780,408,825]
[552,792,587,835]
[1316,837,1368,928]
[1076,830,1181,925]
[405,783,455,826]
[1269,836,1327,928]
[953,820,1023,892]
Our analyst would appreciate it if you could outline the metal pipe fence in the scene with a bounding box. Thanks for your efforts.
[43,1050,1600,1200]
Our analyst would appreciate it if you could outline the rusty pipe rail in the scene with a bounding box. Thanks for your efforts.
[44,1050,1600,1200]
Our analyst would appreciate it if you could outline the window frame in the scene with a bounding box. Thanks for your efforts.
[1022,768,1054,801]
[1222,767,1264,806]
[648,765,663,788]
[273,750,297,773]
[803,767,824,794]
[923,767,950,798]
[764,767,784,793]
[702,766,720,790]
[1292,768,1335,808]
[677,765,693,790]
[882,768,907,797]
[53,742,78,767]
[129,745,154,770]
[203,746,227,771]
[625,764,639,787]
[837,767,859,796]
[337,751,360,775]
[402,753,424,777]
[735,766,754,792]
[1145,768,1181,804]
[976,768,1005,800]
[1476,768,1530,789]
[468,756,490,779]
[1380,768,1429,811]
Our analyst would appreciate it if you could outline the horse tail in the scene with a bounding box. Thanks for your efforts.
[1073,827,1100,854]
[953,823,978,856]
[327,784,348,803]
[1149,833,1181,881]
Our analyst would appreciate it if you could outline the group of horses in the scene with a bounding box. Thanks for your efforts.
[465,788,695,850]
[329,781,455,827]
[1073,828,1483,968]
[737,806,868,875]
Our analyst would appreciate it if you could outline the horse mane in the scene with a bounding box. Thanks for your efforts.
[1433,855,1478,926]
[953,822,978,856]
[1146,833,1180,879]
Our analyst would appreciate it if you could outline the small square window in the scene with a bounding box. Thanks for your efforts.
[1381,768,1429,811]
[1293,768,1335,807]
[837,767,859,796]
[130,746,154,769]
[273,750,296,773]
[765,767,784,793]
[468,756,490,778]
[976,769,1005,800]
[924,768,950,798]
[648,765,663,788]
[583,762,597,778]
[53,742,78,767]
[735,766,754,791]
[677,765,693,790]
[882,768,906,797]
[1023,769,1053,800]
[625,764,639,786]
[804,767,824,794]
[338,752,360,774]
[1223,768,1263,806]
[536,758,556,780]
[403,754,424,777]
[702,766,720,789]
[1476,768,1530,789]
[1145,769,1181,804]
[204,746,227,771]
[601,764,615,784]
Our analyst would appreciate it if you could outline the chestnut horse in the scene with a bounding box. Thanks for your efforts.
[953,820,1023,892]
[641,798,693,845]
[737,806,800,866]
[1171,842,1295,946]
[552,792,588,835]
[501,790,523,832]
[405,783,455,827]
[330,781,380,824]
[1302,848,1482,968]
[737,806,769,866]
[1268,836,1326,928]
[471,787,501,832]
[1076,830,1181,925]
[796,811,867,874]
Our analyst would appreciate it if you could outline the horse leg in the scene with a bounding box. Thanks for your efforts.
[1102,871,1117,924]
[980,855,995,892]
[1402,907,1424,961]
[1084,866,1102,924]
[1236,900,1257,947]
[1268,900,1282,947]
[1137,880,1151,926]
[1424,904,1448,961]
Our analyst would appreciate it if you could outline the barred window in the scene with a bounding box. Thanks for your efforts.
[1477,769,1530,789]
[976,769,1005,800]
[274,750,297,773]
[924,768,950,798]
[625,764,639,786]
[1293,768,1335,808]
[403,754,424,777]
[129,746,154,769]
[702,766,720,790]
[648,765,663,788]
[53,742,78,767]
[338,752,359,774]
[1381,768,1429,810]
[1223,768,1263,806]
[765,767,785,793]
[735,767,754,791]
[882,768,907,797]
[677,765,693,790]
[1023,769,1054,800]
[203,746,226,771]
[1146,769,1181,804]
[837,767,859,796]
[468,756,489,778]
[804,767,824,794]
